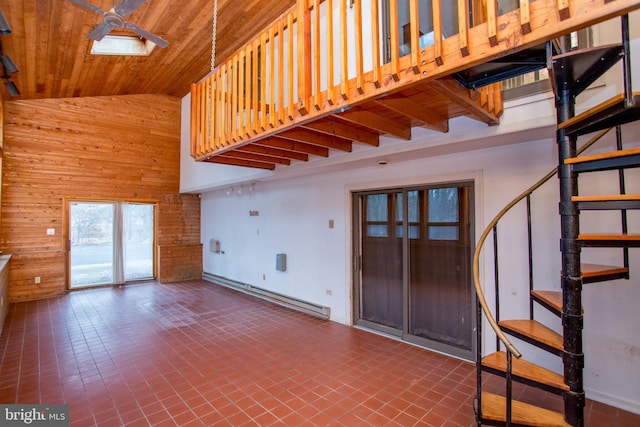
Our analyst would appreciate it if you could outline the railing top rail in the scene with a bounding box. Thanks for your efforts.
[472,127,612,359]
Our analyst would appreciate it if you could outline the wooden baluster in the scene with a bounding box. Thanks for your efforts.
[278,18,286,124]
[354,0,365,93]
[370,0,381,88]
[214,70,222,149]
[481,86,489,110]
[204,78,211,153]
[232,53,239,142]
[340,0,349,98]
[224,63,232,145]
[433,0,443,66]
[244,44,252,138]
[190,83,197,157]
[260,32,268,131]
[458,0,470,57]
[269,26,276,128]
[313,0,322,109]
[239,49,247,139]
[521,0,532,34]
[494,82,504,116]
[388,0,400,81]
[409,0,420,74]
[326,0,336,103]
[557,0,570,20]
[199,82,205,155]
[486,0,499,46]
[252,39,259,134]
[287,13,295,120]
[487,85,495,114]
[297,0,311,115]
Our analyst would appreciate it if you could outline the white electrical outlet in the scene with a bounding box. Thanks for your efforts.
[46,228,55,235]
[35,277,41,284]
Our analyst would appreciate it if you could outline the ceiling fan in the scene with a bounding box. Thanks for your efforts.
[68,0,169,48]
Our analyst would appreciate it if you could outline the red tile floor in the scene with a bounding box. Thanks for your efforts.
[0,280,638,426]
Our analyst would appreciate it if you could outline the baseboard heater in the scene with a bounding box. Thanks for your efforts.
[202,272,331,320]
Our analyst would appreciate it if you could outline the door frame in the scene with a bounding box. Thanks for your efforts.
[64,197,159,290]
[351,179,478,361]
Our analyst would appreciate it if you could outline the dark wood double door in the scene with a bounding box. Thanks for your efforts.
[354,182,475,360]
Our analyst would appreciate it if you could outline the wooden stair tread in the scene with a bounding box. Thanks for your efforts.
[499,320,563,352]
[565,147,640,164]
[581,263,628,278]
[531,290,563,314]
[558,92,640,136]
[482,352,569,392]
[572,194,640,202]
[579,233,640,241]
[481,393,571,427]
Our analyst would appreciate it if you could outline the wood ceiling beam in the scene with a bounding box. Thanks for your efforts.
[373,97,449,133]
[222,150,291,165]
[236,143,309,162]
[255,137,329,157]
[332,110,411,140]
[277,129,353,152]
[301,119,380,146]
[430,77,500,125]
[204,156,276,170]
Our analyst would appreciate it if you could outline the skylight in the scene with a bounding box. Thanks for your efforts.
[90,35,157,56]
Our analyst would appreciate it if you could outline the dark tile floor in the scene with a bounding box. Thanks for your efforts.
[0,280,637,426]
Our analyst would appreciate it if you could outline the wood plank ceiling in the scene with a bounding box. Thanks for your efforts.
[0,0,296,100]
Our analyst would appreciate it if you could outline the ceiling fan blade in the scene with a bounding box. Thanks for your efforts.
[124,22,169,48]
[114,0,147,17]
[87,21,115,41]
[67,0,105,15]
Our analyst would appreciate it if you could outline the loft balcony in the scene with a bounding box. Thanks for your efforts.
[190,0,640,170]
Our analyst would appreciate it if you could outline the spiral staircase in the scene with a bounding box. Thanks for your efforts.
[469,15,639,427]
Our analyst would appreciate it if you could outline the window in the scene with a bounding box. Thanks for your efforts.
[366,194,389,237]
[427,188,459,240]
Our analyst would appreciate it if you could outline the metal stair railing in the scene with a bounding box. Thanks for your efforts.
[473,126,612,424]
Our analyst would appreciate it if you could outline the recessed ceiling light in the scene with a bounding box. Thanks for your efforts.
[90,35,157,56]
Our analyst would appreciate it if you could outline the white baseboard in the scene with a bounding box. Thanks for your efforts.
[585,387,640,415]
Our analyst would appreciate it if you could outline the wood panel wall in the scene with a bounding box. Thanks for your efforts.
[1,94,201,302]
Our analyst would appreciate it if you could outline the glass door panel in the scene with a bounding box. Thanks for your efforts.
[409,186,473,351]
[360,191,403,330]
[70,202,115,288]
[124,203,154,281]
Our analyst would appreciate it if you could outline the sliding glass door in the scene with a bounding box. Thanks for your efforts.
[69,201,154,288]
[354,182,475,360]
[123,203,154,281]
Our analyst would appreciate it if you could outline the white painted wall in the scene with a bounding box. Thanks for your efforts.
[180,13,640,415]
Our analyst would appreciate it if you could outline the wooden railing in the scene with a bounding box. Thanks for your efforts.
[191,0,640,161]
